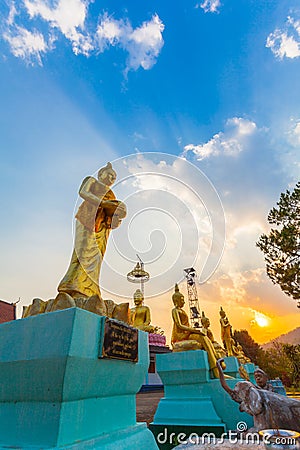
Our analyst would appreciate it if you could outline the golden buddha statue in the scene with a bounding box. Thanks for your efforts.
[22,163,129,320]
[219,306,234,356]
[219,307,251,363]
[201,311,226,359]
[233,342,251,364]
[171,284,222,378]
[130,289,156,333]
[58,162,126,299]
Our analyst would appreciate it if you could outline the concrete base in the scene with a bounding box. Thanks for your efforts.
[244,362,256,383]
[150,351,253,449]
[223,356,240,378]
[0,423,156,450]
[0,308,158,449]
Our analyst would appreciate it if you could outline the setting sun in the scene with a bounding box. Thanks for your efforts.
[253,310,270,328]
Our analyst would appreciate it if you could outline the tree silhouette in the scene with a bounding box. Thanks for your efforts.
[233,329,263,365]
[257,182,300,305]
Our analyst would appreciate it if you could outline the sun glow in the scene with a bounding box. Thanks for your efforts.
[250,309,270,328]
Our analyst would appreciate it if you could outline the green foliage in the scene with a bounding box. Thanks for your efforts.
[256,181,300,302]
[258,342,293,387]
[234,330,300,388]
[261,343,300,388]
[283,344,300,387]
[233,330,300,388]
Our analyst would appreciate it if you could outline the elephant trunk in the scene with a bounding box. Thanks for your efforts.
[217,358,234,396]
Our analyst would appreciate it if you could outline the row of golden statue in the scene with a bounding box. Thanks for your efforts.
[130,284,250,378]
[22,162,250,379]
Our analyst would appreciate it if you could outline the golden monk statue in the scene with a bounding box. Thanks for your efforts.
[201,311,226,359]
[130,289,156,333]
[23,163,129,320]
[58,162,126,299]
[233,342,251,364]
[219,307,251,363]
[171,284,223,378]
[219,306,234,356]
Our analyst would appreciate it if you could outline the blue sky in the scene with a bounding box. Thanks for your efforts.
[0,0,299,343]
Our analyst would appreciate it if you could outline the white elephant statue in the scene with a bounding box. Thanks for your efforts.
[217,359,300,432]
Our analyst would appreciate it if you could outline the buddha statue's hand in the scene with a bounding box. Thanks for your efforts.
[111,215,123,229]
[102,200,127,218]
[193,328,206,336]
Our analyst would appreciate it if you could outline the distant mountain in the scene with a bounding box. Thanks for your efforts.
[262,327,300,350]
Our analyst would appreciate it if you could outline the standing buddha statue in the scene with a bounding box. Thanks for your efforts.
[219,306,234,356]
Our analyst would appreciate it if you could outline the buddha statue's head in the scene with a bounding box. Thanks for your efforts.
[98,162,117,187]
[201,311,210,328]
[172,284,184,307]
[133,289,144,306]
[219,306,226,318]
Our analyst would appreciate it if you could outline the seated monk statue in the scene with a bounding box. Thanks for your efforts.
[201,311,226,359]
[130,289,156,333]
[171,284,224,378]
[232,342,251,364]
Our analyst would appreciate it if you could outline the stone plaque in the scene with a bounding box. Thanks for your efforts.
[100,318,138,362]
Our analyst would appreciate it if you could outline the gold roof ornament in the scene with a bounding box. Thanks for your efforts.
[126,262,150,283]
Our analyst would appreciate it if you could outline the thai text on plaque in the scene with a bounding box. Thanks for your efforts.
[100,318,138,362]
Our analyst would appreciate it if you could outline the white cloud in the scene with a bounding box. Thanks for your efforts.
[7,2,17,26]
[266,15,300,60]
[24,0,87,35]
[24,0,93,55]
[266,31,300,59]
[198,0,221,14]
[287,118,300,146]
[126,14,165,72]
[3,25,48,66]
[183,117,257,160]
[226,117,257,135]
[225,220,266,252]
[96,13,125,50]
[100,153,225,296]
[2,2,165,72]
[96,13,165,74]
[276,118,300,181]
[199,269,266,318]
[292,122,300,143]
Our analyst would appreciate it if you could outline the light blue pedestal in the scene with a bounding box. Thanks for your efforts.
[150,351,253,449]
[244,362,256,383]
[223,356,240,378]
[0,308,158,449]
